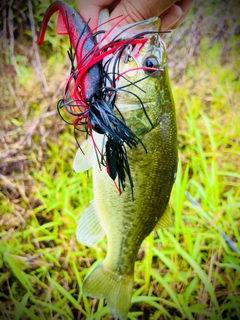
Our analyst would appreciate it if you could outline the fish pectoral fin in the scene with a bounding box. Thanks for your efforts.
[73,138,94,172]
[154,205,173,229]
[76,201,105,247]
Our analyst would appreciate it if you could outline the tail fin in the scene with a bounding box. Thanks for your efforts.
[83,262,133,320]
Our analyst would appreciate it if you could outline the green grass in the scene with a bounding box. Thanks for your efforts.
[1,1,240,319]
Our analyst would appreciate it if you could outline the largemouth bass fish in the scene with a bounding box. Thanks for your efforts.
[38,2,178,319]
[75,12,178,320]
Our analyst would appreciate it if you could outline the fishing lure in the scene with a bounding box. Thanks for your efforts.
[38,1,166,196]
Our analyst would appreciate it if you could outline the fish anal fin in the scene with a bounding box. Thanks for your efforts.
[83,262,133,320]
[154,205,173,230]
[56,11,68,35]
[76,201,105,247]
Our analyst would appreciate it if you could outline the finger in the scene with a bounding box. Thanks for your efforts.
[78,5,101,29]
[170,0,195,29]
[160,4,182,31]
[77,0,115,29]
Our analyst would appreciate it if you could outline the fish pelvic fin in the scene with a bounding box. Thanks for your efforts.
[83,262,133,320]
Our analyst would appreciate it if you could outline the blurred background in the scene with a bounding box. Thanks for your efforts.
[0,0,239,319]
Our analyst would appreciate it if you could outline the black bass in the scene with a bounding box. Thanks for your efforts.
[73,11,178,320]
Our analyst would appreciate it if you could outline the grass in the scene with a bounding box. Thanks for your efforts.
[0,1,240,319]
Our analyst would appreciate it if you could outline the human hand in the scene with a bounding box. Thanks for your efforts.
[77,0,194,31]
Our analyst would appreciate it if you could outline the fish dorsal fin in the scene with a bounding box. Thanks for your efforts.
[56,12,69,35]
[73,138,94,172]
[76,201,105,247]
[154,205,173,229]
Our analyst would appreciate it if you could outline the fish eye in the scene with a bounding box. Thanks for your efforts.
[142,55,160,74]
